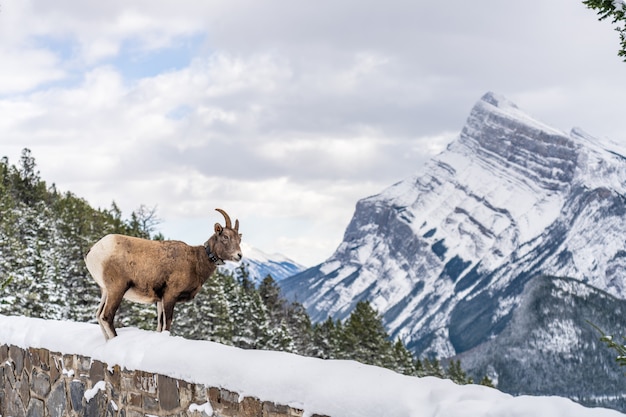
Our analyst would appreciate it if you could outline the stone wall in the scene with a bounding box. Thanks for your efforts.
[0,344,326,417]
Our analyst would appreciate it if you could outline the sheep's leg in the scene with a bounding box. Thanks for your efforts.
[99,288,125,340]
[96,291,109,340]
[161,297,177,333]
[156,300,165,332]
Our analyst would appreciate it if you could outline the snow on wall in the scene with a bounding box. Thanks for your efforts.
[0,344,306,417]
[0,314,624,417]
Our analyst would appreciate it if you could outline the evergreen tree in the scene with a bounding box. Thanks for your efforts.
[285,301,313,355]
[422,358,446,378]
[259,275,285,318]
[12,149,47,205]
[446,360,472,385]
[339,301,394,368]
[415,358,426,377]
[235,262,255,292]
[392,339,417,376]
[228,277,271,349]
[478,375,495,388]
[258,275,294,351]
[311,317,342,359]
[200,272,235,344]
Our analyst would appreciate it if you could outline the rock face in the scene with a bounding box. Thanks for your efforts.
[280,92,626,358]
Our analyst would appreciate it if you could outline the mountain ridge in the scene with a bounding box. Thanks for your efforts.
[280,92,626,359]
[221,242,306,282]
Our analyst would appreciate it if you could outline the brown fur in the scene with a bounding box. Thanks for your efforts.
[85,209,242,340]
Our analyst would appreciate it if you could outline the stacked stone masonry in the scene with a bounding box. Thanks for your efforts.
[0,344,328,417]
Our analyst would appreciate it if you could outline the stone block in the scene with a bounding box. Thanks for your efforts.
[193,384,208,403]
[78,355,92,374]
[85,386,107,417]
[70,379,85,412]
[220,388,240,404]
[120,370,135,391]
[142,394,160,412]
[9,345,24,375]
[62,354,74,374]
[288,407,305,417]
[264,401,304,417]
[5,386,26,417]
[17,371,30,408]
[31,369,51,398]
[108,364,122,391]
[158,374,180,411]
[27,348,41,369]
[49,353,62,385]
[90,359,105,383]
[34,348,50,371]
[239,396,262,417]
[134,370,157,394]
[126,410,145,417]
[128,392,142,408]
[210,388,240,416]
[208,386,220,403]
[26,398,44,417]
[0,344,8,362]
[106,399,119,417]
[178,379,193,407]
[5,360,17,388]
[23,348,32,375]
[47,380,67,417]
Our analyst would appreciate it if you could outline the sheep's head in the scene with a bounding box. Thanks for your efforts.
[208,208,243,263]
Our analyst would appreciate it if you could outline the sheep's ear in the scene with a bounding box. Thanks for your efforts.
[214,223,223,235]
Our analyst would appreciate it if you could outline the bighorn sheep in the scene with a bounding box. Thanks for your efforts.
[85,208,242,340]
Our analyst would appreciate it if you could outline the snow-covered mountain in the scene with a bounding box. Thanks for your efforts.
[280,92,626,359]
[221,243,306,282]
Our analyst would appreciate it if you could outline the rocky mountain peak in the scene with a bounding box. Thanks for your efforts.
[459,92,578,191]
[280,92,626,361]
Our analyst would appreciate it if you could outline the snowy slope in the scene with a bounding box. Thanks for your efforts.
[280,92,626,359]
[0,314,623,417]
[220,243,306,282]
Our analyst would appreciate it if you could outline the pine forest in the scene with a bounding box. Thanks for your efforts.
[0,149,490,386]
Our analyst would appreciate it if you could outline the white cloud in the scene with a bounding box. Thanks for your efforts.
[0,47,65,94]
[1,0,626,265]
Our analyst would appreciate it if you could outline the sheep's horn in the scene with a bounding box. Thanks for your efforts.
[234,219,239,232]
[215,208,232,229]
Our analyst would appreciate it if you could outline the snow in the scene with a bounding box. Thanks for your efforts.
[84,380,107,402]
[1,314,623,417]
[219,242,306,281]
[530,319,581,357]
[189,402,214,415]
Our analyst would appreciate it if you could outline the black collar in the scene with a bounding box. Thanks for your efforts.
[204,245,225,265]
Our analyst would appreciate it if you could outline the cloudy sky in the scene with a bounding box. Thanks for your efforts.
[1,0,625,266]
